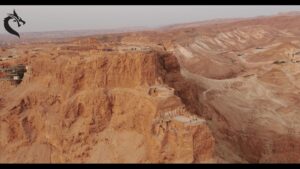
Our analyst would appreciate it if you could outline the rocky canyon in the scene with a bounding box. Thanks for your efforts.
[0,11,300,163]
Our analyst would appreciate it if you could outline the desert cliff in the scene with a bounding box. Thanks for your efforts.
[1,12,300,163]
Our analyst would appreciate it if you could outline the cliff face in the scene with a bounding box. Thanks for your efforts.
[1,12,300,163]
[0,47,215,163]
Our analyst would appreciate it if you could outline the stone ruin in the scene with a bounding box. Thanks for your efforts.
[0,64,27,85]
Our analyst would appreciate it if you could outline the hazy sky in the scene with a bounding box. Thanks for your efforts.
[0,5,300,33]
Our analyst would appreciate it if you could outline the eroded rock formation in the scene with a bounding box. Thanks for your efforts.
[1,12,300,163]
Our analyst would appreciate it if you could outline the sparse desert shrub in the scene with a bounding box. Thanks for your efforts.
[273,60,286,64]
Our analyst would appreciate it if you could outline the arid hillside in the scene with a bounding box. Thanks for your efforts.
[1,12,300,163]
[169,12,300,163]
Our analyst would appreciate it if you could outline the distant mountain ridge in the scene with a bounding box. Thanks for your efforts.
[1,10,300,45]
[0,26,152,45]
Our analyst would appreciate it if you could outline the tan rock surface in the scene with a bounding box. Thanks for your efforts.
[1,12,300,163]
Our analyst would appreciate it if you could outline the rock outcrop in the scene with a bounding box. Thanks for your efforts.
[0,47,215,163]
